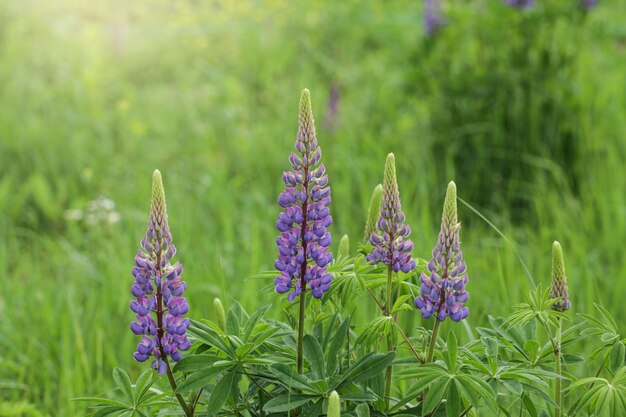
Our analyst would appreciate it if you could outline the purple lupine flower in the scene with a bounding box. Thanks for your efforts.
[424,0,445,36]
[366,153,416,274]
[506,0,535,8]
[130,170,190,374]
[581,0,598,9]
[415,181,469,322]
[274,89,333,302]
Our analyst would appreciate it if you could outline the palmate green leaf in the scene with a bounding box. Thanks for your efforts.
[270,363,317,392]
[71,397,128,407]
[336,352,396,388]
[390,373,445,412]
[242,305,271,342]
[225,309,240,336]
[522,393,538,417]
[456,374,498,411]
[175,362,235,393]
[188,320,234,357]
[112,368,134,405]
[610,341,625,374]
[303,334,326,379]
[172,354,222,372]
[566,367,626,416]
[206,371,237,416]
[326,317,350,375]
[92,406,129,417]
[446,331,458,373]
[355,403,370,417]
[262,394,314,413]
[446,380,462,417]
[422,377,449,416]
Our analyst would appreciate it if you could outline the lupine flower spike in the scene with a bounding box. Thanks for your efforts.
[328,391,341,417]
[367,154,416,273]
[415,181,469,322]
[363,184,383,242]
[581,0,598,11]
[274,89,333,301]
[130,170,190,374]
[550,241,571,311]
[424,0,445,35]
[505,0,535,9]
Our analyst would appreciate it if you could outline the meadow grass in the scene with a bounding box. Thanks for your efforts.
[1,0,625,415]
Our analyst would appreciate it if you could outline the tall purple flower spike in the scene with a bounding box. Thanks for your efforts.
[415,181,469,322]
[130,170,190,374]
[274,89,333,302]
[505,0,535,8]
[424,0,445,35]
[366,153,416,274]
[581,0,598,9]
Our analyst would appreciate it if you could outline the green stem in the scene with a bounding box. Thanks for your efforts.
[426,319,442,363]
[163,357,194,417]
[555,317,562,417]
[384,265,394,410]
[297,281,307,374]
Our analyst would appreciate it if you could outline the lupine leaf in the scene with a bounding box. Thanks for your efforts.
[262,395,314,413]
[326,317,350,374]
[610,342,625,373]
[303,334,326,379]
[336,352,396,387]
[446,380,462,417]
[225,309,240,336]
[112,368,134,405]
[173,354,222,372]
[355,403,370,417]
[270,363,317,392]
[422,377,449,416]
[242,305,271,342]
[206,371,236,416]
[446,331,458,373]
[175,363,234,393]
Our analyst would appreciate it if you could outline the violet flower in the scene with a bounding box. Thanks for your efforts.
[130,170,190,374]
[505,0,535,8]
[581,0,598,9]
[424,0,445,36]
[415,181,469,322]
[366,153,416,274]
[274,89,333,302]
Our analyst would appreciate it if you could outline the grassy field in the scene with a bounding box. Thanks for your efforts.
[1,0,626,415]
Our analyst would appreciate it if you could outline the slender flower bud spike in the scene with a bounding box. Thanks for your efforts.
[415,181,469,322]
[213,298,226,330]
[274,89,333,301]
[130,170,190,374]
[550,241,571,311]
[363,184,383,242]
[338,234,350,259]
[366,154,416,274]
[328,391,341,417]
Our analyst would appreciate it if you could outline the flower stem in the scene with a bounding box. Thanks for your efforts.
[163,357,194,417]
[426,319,441,363]
[384,264,394,410]
[555,317,562,417]
[297,281,307,374]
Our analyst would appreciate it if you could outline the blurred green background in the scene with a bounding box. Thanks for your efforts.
[1,0,625,415]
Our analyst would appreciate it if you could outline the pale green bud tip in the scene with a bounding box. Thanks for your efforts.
[383,153,398,196]
[550,241,570,311]
[151,169,165,201]
[299,88,312,115]
[443,180,457,219]
[338,234,350,258]
[213,297,226,330]
[328,390,341,417]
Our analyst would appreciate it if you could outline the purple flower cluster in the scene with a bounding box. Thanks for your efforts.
[581,0,598,9]
[505,0,535,8]
[367,153,416,274]
[415,182,469,322]
[130,170,190,374]
[424,0,445,36]
[274,89,333,302]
